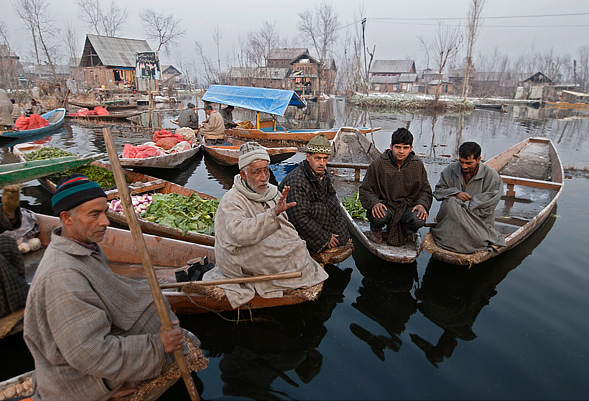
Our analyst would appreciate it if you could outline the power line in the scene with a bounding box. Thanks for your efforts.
[371,20,589,28]
[370,12,589,22]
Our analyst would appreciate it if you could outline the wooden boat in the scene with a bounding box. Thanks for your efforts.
[204,142,298,166]
[69,99,101,108]
[0,336,205,401]
[421,137,564,266]
[32,214,323,314]
[119,144,201,169]
[0,108,66,139]
[474,103,506,112]
[66,110,143,120]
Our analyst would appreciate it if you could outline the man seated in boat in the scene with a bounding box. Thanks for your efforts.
[430,141,505,253]
[177,102,199,129]
[23,174,202,400]
[202,142,328,308]
[279,134,351,253]
[220,105,238,129]
[24,98,46,116]
[359,127,433,246]
[198,104,225,144]
[0,185,29,319]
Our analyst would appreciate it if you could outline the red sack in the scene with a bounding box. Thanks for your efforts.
[152,129,174,142]
[94,106,109,115]
[27,114,49,129]
[122,144,163,159]
[13,115,30,131]
[75,108,96,116]
[155,137,182,150]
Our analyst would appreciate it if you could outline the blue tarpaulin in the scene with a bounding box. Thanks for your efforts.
[202,85,306,116]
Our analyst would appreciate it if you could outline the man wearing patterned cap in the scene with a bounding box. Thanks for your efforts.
[203,142,329,308]
[24,174,195,400]
[279,134,350,253]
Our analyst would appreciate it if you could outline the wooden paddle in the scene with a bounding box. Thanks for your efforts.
[160,271,302,289]
[102,128,201,401]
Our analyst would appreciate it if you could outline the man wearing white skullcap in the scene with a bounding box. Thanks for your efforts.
[202,142,328,308]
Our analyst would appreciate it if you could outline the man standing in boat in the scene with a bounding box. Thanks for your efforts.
[198,104,225,144]
[430,142,505,253]
[24,174,203,400]
[203,142,328,309]
[359,127,433,246]
[54,83,68,111]
[279,134,350,253]
[177,102,199,129]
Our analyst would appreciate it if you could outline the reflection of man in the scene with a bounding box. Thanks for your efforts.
[279,134,350,253]
[198,105,225,144]
[359,128,432,246]
[430,141,505,253]
[24,174,200,400]
[220,105,237,128]
[177,102,199,129]
[203,142,328,308]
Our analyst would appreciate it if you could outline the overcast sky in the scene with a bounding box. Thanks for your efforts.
[3,0,589,73]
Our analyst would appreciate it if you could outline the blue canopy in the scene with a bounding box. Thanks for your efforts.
[202,85,306,116]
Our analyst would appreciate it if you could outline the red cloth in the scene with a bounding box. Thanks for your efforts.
[94,106,109,115]
[13,115,30,130]
[122,144,163,159]
[13,114,48,130]
[155,137,182,150]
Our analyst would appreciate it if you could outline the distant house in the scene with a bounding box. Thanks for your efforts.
[369,60,417,92]
[227,66,292,90]
[21,63,71,83]
[266,48,309,68]
[515,72,554,100]
[0,45,24,88]
[77,34,154,91]
[471,71,513,97]
[161,65,182,88]
[429,79,454,95]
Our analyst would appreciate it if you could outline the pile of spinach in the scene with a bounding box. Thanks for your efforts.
[141,193,219,234]
[342,193,367,220]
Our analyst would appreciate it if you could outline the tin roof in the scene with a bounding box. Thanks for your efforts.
[267,48,309,61]
[83,34,152,68]
[370,60,415,74]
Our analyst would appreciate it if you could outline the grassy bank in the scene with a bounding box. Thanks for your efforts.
[348,92,475,112]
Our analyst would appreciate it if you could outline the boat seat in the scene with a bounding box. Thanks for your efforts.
[495,216,529,227]
[105,179,166,200]
[501,175,562,191]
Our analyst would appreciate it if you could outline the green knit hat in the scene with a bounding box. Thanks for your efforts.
[306,134,331,154]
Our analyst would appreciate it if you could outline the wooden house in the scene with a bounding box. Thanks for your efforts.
[226,67,292,90]
[0,45,24,89]
[369,60,417,92]
[76,34,154,91]
[515,72,553,100]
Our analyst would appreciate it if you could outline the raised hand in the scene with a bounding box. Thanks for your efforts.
[274,186,296,216]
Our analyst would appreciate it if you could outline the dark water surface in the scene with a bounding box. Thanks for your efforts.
[1,100,588,399]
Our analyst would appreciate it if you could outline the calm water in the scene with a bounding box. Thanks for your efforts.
[1,100,588,400]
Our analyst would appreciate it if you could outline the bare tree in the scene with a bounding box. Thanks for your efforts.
[461,0,486,100]
[212,25,223,73]
[13,0,58,80]
[194,40,219,86]
[139,9,185,55]
[244,21,281,67]
[298,2,340,96]
[77,0,127,37]
[576,45,589,92]
[0,21,19,89]
[63,20,80,66]
[430,22,462,105]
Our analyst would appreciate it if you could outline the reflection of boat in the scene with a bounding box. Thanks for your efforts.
[1,108,66,139]
[412,210,557,367]
[350,243,418,359]
[474,103,506,112]
[204,142,298,166]
[202,85,380,146]
[120,144,201,169]
[422,137,564,266]
[34,214,324,314]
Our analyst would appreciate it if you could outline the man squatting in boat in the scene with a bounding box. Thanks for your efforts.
[202,142,328,308]
[359,127,433,246]
[430,141,505,253]
[279,134,351,253]
[23,174,202,401]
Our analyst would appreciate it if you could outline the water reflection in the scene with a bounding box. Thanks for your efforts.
[181,264,352,399]
[350,240,418,360]
[411,210,557,367]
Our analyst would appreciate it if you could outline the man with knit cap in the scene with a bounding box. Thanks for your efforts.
[279,134,350,253]
[24,174,190,400]
[177,102,199,129]
[203,142,328,308]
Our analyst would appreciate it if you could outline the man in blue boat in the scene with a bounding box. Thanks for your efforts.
[199,104,225,144]
[177,102,199,129]
[430,141,505,253]
[203,142,328,308]
[359,127,433,246]
[24,174,204,400]
[279,134,351,253]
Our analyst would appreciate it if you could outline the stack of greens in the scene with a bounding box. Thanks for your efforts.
[24,147,125,188]
[342,193,367,220]
[141,193,219,235]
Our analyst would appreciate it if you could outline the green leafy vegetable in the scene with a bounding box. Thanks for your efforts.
[342,193,367,220]
[141,193,219,234]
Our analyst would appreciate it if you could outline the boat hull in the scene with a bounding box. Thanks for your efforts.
[120,145,201,169]
[1,108,66,139]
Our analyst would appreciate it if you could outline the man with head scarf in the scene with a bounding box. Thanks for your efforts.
[24,174,203,400]
[279,134,350,253]
[203,142,329,308]
[177,102,199,129]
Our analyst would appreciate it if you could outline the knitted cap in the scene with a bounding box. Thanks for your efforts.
[52,174,106,216]
[306,134,331,154]
[187,102,195,109]
[238,142,270,170]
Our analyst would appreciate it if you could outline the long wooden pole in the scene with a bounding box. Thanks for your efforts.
[160,271,302,289]
[102,128,201,401]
